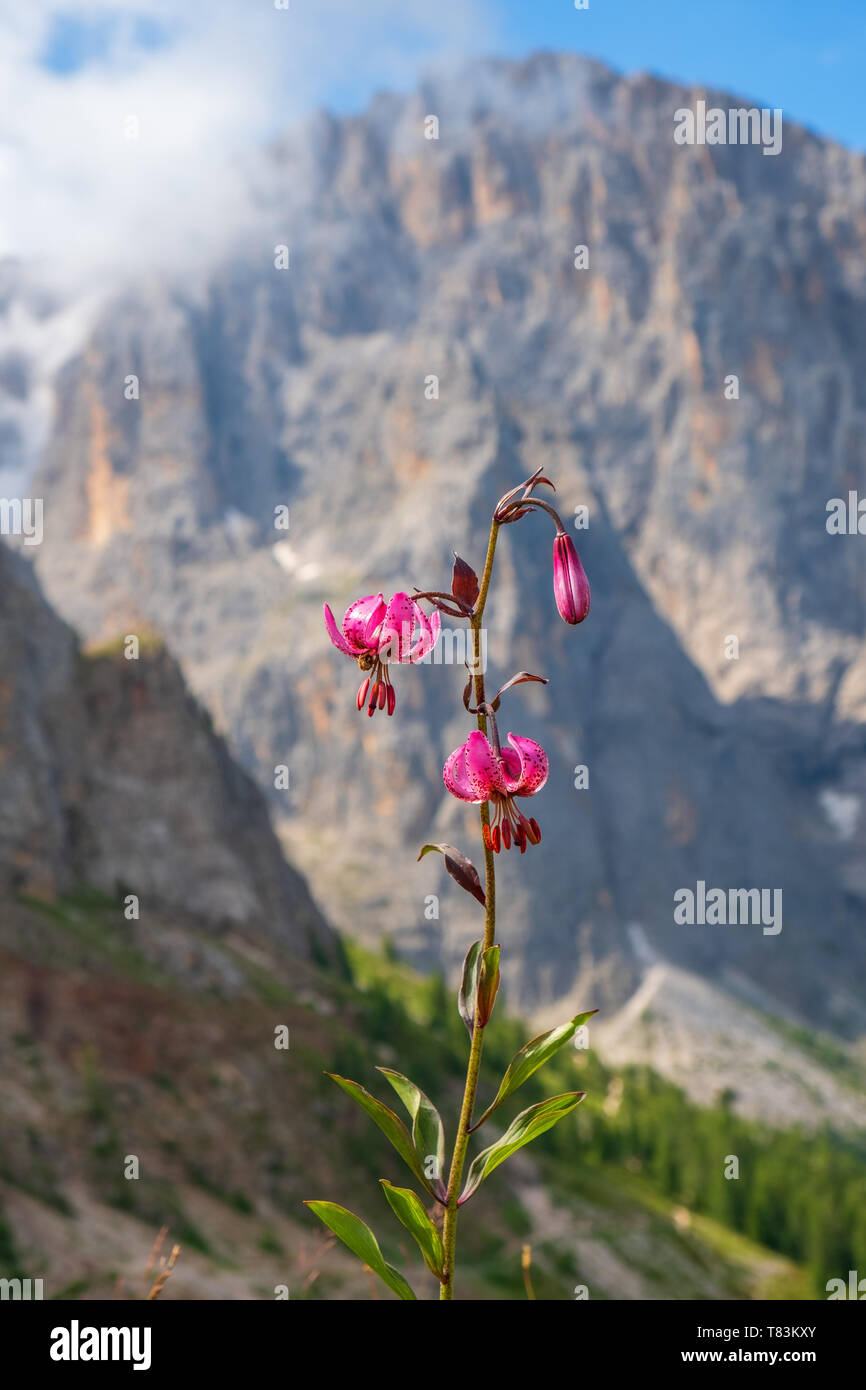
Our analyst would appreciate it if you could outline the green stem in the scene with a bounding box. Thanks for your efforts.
[440,521,499,1300]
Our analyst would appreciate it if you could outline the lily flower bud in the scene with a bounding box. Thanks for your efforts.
[553,531,590,625]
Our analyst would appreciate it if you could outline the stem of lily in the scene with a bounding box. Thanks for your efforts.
[440,519,499,1301]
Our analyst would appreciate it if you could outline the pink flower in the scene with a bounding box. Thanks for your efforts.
[443,729,548,853]
[553,532,590,625]
[324,591,440,716]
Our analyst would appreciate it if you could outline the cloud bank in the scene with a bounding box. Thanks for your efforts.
[0,0,497,285]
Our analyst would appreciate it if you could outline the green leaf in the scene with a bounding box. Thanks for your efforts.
[458,939,483,1037]
[472,1010,597,1130]
[476,945,501,1028]
[328,1074,436,1198]
[377,1068,446,1200]
[304,1200,416,1300]
[380,1181,445,1280]
[460,1092,586,1204]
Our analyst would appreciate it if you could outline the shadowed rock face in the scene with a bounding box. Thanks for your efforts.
[23,53,866,1034]
[0,544,336,964]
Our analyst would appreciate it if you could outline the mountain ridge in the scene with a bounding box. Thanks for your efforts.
[4,49,863,1056]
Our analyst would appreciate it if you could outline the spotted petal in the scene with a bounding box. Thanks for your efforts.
[443,742,479,803]
[499,745,522,784]
[378,592,416,663]
[464,730,508,799]
[504,734,549,797]
[409,606,440,663]
[324,603,363,656]
[342,594,385,652]
[363,595,388,646]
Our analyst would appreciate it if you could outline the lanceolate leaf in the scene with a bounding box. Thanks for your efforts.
[305,1200,416,1301]
[476,945,501,1028]
[380,1181,445,1280]
[417,843,486,907]
[459,1092,586,1204]
[377,1068,446,1200]
[458,939,483,1037]
[328,1074,438,1199]
[471,1011,598,1131]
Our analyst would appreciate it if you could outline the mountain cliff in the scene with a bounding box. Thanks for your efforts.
[14,51,866,1050]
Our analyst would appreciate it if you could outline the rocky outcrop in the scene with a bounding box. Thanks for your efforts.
[0,544,336,962]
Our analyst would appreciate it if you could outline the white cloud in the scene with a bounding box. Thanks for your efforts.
[0,0,497,286]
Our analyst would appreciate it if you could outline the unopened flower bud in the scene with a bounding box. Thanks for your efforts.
[553,532,590,625]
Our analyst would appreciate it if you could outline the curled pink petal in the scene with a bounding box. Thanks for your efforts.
[443,742,479,802]
[343,594,384,651]
[499,745,522,784]
[409,605,440,662]
[324,602,363,656]
[464,730,507,799]
[378,591,416,663]
[505,733,549,797]
[363,595,388,646]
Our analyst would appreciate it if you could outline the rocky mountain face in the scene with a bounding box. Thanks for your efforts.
[17,52,866,1044]
[0,543,336,964]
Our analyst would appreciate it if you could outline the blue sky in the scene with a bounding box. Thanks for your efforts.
[7,0,863,285]
[490,0,866,150]
[35,1,866,151]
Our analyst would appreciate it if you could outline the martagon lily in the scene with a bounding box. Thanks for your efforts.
[444,727,548,853]
[307,469,594,1304]
[324,591,440,715]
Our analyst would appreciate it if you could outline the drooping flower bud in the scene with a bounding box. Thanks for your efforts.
[553,532,590,625]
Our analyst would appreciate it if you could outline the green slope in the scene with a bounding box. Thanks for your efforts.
[0,893,858,1300]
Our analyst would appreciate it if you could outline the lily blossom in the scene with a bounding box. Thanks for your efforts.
[444,728,548,853]
[324,591,440,716]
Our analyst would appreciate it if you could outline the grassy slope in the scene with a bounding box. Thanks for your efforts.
[0,892,830,1300]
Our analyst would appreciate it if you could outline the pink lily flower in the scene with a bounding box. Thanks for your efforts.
[443,728,548,853]
[324,591,441,716]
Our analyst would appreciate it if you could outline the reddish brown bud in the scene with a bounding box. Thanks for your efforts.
[451,554,480,611]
